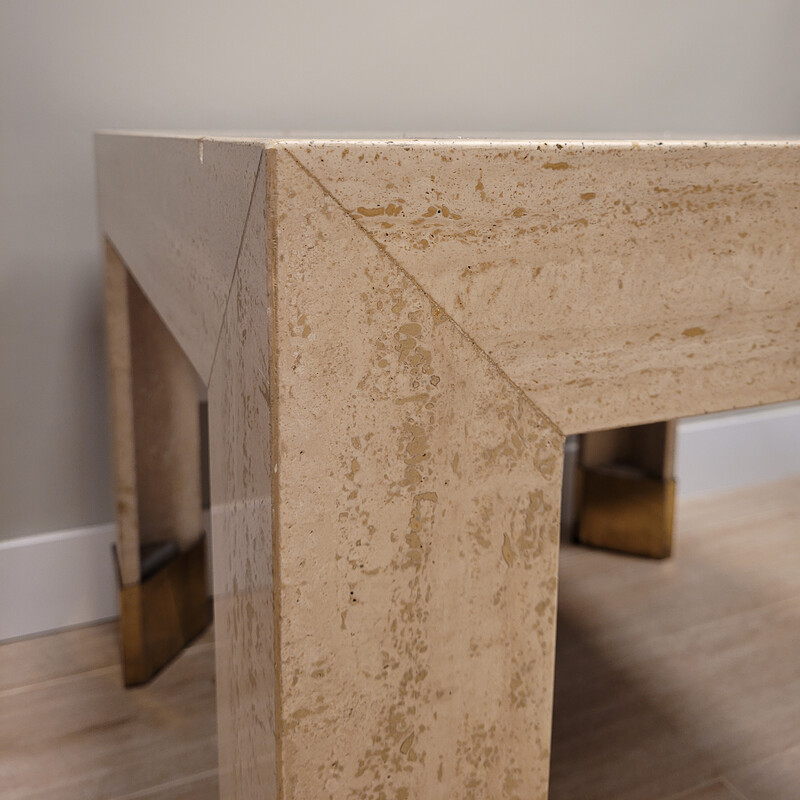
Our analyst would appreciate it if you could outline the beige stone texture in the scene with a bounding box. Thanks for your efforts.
[207,152,279,798]
[97,134,263,380]
[104,240,203,586]
[288,141,800,433]
[272,149,562,799]
[97,134,800,800]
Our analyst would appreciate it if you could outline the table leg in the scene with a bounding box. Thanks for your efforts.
[207,151,566,798]
[575,421,677,558]
[104,240,209,685]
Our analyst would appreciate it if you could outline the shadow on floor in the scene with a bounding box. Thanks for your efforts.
[548,545,798,800]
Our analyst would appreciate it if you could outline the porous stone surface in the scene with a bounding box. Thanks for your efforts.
[97,133,800,800]
[289,141,800,433]
[273,150,563,799]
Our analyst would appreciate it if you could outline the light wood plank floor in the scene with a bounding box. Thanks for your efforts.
[1,478,798,799]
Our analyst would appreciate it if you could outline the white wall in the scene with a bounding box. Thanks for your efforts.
[1,0,798,549]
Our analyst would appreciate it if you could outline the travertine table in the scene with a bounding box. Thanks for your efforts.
[96,134,800,799]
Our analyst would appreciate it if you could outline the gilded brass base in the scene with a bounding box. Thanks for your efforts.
[576,466,675,559]
[118,535,210,686]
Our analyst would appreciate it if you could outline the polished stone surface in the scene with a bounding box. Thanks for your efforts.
[96,134,800,799]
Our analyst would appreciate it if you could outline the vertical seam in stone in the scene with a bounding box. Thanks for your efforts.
[265,145,284,799]
[206,148,265,386]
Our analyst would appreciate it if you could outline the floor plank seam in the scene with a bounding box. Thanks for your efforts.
[556,593,800,658]
[661,776,733,800]
[720,775,751,800]
[0,665,120,699]
[107,768,218,800]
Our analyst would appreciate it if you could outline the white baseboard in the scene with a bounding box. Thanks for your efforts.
[0,523,118,642]
[1,404,797,642]
[676,401,800,499]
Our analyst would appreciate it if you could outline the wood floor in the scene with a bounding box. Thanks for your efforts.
[1,478,798,799]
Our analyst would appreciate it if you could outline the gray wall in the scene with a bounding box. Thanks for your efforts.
[2,0,799,541]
